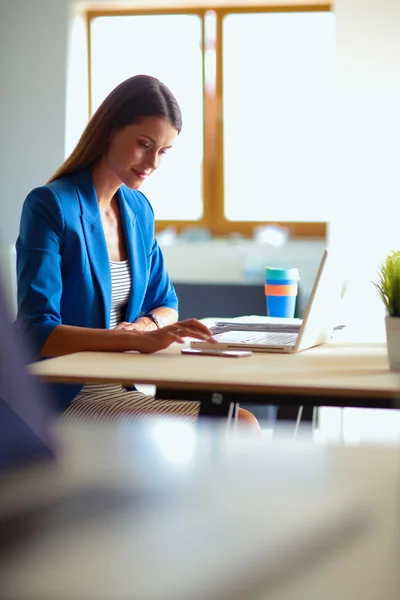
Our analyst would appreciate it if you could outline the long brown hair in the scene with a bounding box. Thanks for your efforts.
[48,74,182,183]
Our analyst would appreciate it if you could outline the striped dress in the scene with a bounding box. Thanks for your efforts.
[61,260,200,424]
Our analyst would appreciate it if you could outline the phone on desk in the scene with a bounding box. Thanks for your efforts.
[181,348,252,358]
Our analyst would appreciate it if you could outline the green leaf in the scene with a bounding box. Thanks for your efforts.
[374,250,400,317]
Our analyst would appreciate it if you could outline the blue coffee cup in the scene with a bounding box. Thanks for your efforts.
[265,267,300,318]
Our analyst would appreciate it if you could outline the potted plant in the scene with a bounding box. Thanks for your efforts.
[374,250,400,371]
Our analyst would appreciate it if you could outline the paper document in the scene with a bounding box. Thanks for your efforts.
[210,315,302,335]
[209,315,345,336]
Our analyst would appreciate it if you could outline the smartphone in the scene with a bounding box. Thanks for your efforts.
[181,348,252,358]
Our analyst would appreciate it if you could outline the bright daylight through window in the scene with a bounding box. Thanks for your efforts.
[89,6,335,238]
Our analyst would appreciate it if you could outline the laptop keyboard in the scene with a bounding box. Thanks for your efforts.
[214,332,298,346]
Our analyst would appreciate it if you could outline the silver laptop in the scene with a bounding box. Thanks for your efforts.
[191,249,345,354]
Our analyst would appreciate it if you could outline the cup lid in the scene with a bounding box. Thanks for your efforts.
[265,267,300,281]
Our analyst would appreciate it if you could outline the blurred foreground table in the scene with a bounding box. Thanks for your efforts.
[0,420,399,600]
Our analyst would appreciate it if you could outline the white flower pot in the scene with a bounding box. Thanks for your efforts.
[385,316,400,372]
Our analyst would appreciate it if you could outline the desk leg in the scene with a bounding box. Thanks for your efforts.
[274,404,314,438]
[276,404,314,422]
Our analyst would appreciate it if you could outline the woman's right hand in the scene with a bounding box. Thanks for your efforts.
[126,318,216,353]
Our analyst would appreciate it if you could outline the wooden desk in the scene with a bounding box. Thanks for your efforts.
[29,342,400,418]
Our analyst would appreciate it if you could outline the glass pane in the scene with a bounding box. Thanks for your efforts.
[223,12,335,222]
[91,15,203,221]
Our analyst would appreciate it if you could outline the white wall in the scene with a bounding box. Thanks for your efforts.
[0,0,69,245]
[329,0,400,340]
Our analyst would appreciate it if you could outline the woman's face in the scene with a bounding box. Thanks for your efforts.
[105,115,178,189]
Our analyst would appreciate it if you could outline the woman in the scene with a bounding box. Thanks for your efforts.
[16,74,258,427]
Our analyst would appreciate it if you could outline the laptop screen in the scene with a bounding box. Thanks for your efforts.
[0,274,55,470]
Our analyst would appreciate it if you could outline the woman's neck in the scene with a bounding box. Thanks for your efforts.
[91,158,121,209]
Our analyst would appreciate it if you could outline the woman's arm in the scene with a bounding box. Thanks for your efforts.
[41,319,215,357]
[118,224,180,331]
[142,306,178,327]
[16,187,65,356]
[115,306,178,332]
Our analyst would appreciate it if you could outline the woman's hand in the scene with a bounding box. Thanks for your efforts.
[114,317,154,332]
[125,318,216,353]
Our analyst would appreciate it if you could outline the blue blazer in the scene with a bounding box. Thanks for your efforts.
[15,169,178,412]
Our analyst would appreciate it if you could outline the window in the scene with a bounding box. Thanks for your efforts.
[90,13,203,221]
[87,4,334,238]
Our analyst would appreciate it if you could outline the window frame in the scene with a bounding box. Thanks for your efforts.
[86,3,332,239]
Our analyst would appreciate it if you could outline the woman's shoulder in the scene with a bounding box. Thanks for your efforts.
[25,174,76,206]
[24,172,94,222]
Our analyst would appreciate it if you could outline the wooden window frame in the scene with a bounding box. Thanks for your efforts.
[86,4,332,239]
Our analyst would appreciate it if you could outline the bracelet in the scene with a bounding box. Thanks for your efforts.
[143,313,163,329]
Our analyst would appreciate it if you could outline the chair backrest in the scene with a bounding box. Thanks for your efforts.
[0,271,55,471]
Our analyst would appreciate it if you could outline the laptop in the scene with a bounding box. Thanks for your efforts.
[191,249,345,354]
